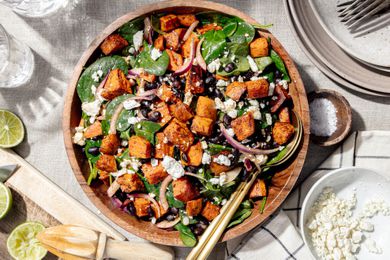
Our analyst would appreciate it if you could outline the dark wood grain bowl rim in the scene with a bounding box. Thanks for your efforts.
[63,0,310,246]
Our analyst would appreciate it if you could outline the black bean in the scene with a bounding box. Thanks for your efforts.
[148,111,161,122]
[243,71,254,81]
[115,191,127,202]
[205,75,215,85]
[173,147,181,161]
[141,100,152,107]
[88,147,100,156]
[214,88,224,99]
[182,153,188,163]
[147,207,154,218]
[81,147,85,153]
[166,214,175,221]
[224,63,235,73]
[209,134,224,144]
[141,108,149,118]
[172,80,181,89]
[145,82,157,90]
[185,166,198,173]
[223,114,232,127]
[139,158,149,164]
[92,136,100,141]
[275,70,282,79]
[170,207,179,215]
[127,202,136,216]
[180,77,187,86]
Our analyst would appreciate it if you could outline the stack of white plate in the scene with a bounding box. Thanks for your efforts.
[285,0,390,96]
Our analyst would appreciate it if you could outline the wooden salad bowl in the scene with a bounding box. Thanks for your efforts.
[63,0,310,246]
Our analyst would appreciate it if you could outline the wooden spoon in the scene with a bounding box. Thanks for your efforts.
[37,225,174,260]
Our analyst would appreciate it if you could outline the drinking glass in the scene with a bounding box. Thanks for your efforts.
[0,24,34,88]
[0,0,68,17]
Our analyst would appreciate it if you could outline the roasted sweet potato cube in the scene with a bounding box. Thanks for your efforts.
[181,32,199,58]
[248,179,267,199]
[169,102,193,123]
[157,83,177,103]
[96,154,117,172]
[160,14,180,32]
[245,79,269,99]
[154,102,172,127]
[98,170,110,180]
[83,121,102,139]
[101,69,132,100]
[155,133,174,159]
[185,66,204,94]
[279,107,291,123]
[272,122,295,145]
[163,28,185,51]
[196,23,223,35]
[225,82,247,101]
[117,173,145,193]
[172,177,199,202]
[186,198,203,217]
[186,142,203,166]
[134,198,151,217]
[166,50,184,72]
[191,116,214,137]
[196,96,217,121]
[210,151,233,175]
[249,37,269,58]
[100,134,120,155]
[141,161,168,185]
[177,14,198,27]
[140,71,156,83]
[163,119,194,152]
[231,112,255,141]
[128,136,152,159]
[100,34,128,55]
[201,201,221,221]
[154,35,165,51]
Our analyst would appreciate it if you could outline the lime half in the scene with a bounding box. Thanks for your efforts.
[7,222,47,260]
[0,109,25,148]
[0,182,12,219]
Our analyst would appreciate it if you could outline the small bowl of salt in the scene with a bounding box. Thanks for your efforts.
[308,89,352,146]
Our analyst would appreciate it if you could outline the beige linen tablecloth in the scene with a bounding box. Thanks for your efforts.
[1,0,390,258]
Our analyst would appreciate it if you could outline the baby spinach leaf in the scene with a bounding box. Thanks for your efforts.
[106,94,134,119]
[166,184,185,209]
[134,121,162,144]
[261,71,275,83]
[227,200,253,228]
[84,139,101,164]
[137,173,161,200]
[151,14,166,35]
[116,110,135,132]
[100,120,110,135]
[105,94,137,132]
[217,56,249,76]
[196,11,233,26]
[270,49,290,82]
[223,20,238,37]
[202,30,227,64]
[229,19,255,44]
[135,42,169,76]
[255,56,273,72]
[175,223,197,247]
[228,42,249,56]
[77,56,128,102]
[118,17,144,44]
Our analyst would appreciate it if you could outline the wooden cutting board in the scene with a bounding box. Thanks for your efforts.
[0,148,126,259]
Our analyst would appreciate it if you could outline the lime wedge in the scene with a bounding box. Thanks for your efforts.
[0,182,12,219]
[0,109,25,148]
[7,222,47,260]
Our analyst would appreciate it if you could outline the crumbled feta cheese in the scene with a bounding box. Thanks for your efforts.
[237,75,244,82]
[260,103,265,109]
[238,101,244,108]
[247,103,262,120]
[89,116,96,124]
[91,85,97,95]
[128,47,135,55]
[183,91,193,105]
[91,71,100,82]
[162,156,185,179]
[219,173,226,185]
[365,238,382,254]
[133,30,143,51]
[201,141,208,149]
[248,100,259,106]
[151,158,158,167]
[151,217,157,224]
[209,178,220,185]
[244,33,249,37]
[120,157,141,172]
[150,48,162,61]
[279,80,288,90]
[149,192,156,198]
[213,154,231,166]
[247,55,258,72]
[72,129,85,146]
[123,100,140,110]
[202,152,211,164]
[82,99,101,117]
[226,128,235,137]
[221,199,227,205]
[224,99,237,111]
[268,82,275,96]
[216,79,228,87]
[214,98,224,110]
[121,140,128,146]
[182,216,190,226]
[127,117,141,125]
[207,59,221,73]
[250,76,261,81]
[227,110,238,118]
[265,113,272,125]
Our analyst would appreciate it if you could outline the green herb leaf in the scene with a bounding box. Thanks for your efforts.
[261,71,275,83]
[116,110,135,132]
[228,200,253,228]
[166,184,185,209]
[259,196,267,214]
[87,160,99,185]
[101,120,110,135]
[175,223,197,247]
[270,49,290,82]
[151,15,166,35]
[229,19,255,44]
[134,121,162,144]
[202,30,227,64]
[208,143,233,155]
[118,17,144,44]
[77,56,128,102]
[137,173,161,200]
[84,139,101,164]
[136,42,169,76]
[106,94,134,118]
[223,20,238,37]
[266,147,288,166]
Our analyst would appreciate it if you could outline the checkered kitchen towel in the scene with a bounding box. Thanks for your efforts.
[225,131,390,259]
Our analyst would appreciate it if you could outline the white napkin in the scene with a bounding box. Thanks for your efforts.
[226,131,390,259]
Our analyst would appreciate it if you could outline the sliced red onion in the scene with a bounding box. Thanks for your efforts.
[144,17,153,45]
[270,86,286,113]
[173,38,195,76]
[243,158,253,171]
[137,89,157,97]
[159,175,173,211]
[220,124,280,155]
[112,197,122,208]
[128,193,161,218]
[182,20,199,42]
[95,69,110,96]
[156,217,181,229]
[196,37,207,71]
[128,68,144,76]
[107,180,120,197]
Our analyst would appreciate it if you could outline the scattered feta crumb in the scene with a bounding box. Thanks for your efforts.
[207,59,221,73]
[226,128,235,137]
[202,152,211,164]
[151,217,157,224]
[72,126,85,146]
[237,75,244,82]
[265,113,272,125]
[183,91,193,105]
[279,79,288,90]
[182,216,190,226]
[91,85,97,95]
[213,154,231,166]
[151,158,158,167]
[127,117,141,125]
[216,79,228,87]
[268,82,275,96]
[162,156,185,179]
[201,141,208,149]
[121,140,128,146]
[128,47,135,55]
[82,99,101,117]
[247,55,258,72]
[150,48,162,61]
[133,30,143,51]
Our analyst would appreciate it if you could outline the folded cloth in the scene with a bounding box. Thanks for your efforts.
[225,131,390,259]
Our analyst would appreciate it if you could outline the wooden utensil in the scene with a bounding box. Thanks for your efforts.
[187,112,304,260]
[37,225,174,260]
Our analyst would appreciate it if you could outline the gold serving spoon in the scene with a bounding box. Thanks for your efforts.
[187,111,303,260]
[37,225,174,260]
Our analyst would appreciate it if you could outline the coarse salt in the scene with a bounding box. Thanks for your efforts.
[310,98,338,137]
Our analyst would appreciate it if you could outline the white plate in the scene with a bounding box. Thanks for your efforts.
[301,167,390,259]
[286,0,390,95]
[310,0,390,68]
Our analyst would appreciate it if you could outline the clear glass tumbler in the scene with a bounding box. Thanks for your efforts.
[0,0,68,18]
[0,24,34,88]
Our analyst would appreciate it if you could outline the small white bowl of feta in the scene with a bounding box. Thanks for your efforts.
[300,167,390,260]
